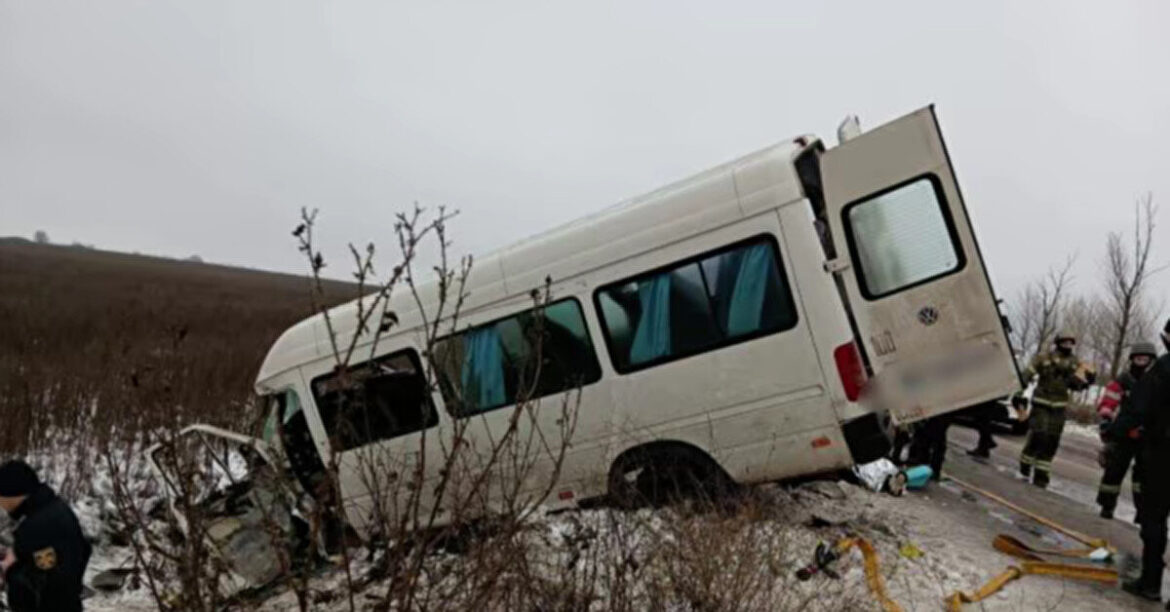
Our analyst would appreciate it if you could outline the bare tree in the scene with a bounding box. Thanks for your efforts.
[1009,254,1076,362]
[1060,295,1107,369]
[1101,194,1160,378]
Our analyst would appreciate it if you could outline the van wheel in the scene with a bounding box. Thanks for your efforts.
[607,445,738,510]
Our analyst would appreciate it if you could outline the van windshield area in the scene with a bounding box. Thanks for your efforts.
[269,390,327,499]
[311,350,437,452]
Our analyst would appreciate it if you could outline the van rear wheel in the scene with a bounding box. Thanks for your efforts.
[607,445,738,510]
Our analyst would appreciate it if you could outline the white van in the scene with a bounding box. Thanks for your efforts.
[240,106,1020,538]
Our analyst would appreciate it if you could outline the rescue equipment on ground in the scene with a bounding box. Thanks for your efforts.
[795,475,1121,610]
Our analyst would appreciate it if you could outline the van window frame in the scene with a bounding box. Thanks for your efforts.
[308,347,439,451]
[432,297,603,418]
[592,233,799,375]
[840,173,967,301]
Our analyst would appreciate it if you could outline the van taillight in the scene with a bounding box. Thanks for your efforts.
[834,342,867,402]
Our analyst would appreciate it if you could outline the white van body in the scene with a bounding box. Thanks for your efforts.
[252,107,1020,538]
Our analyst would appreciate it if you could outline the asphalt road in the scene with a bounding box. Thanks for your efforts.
[941,421,1165,608]
[948,423,1141,525]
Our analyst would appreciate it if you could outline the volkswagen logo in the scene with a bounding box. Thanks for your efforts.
[917,306,939,326]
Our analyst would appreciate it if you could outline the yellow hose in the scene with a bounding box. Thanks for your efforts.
[829,476,1121,611]
[941,476,1119,610]
[834,537,904,612]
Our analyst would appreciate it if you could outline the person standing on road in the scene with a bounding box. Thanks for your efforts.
[1096,342,1159,520]
[964,400,1000,459]
[1122,319,1170,604]
[1018,332,1095,488]
[907,413,952,481]
[0,460,92,612]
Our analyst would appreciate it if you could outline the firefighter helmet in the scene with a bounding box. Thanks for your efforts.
[1130,342,1158,360]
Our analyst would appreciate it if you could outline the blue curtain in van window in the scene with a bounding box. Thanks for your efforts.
[282,390,303,424]
[726,244,772,336]
[460,326,506,412]
[630,274,672,365]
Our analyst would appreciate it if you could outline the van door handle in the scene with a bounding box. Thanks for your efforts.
[824,258,851,273]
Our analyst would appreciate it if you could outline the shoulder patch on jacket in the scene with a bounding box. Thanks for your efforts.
[33,547,56,570]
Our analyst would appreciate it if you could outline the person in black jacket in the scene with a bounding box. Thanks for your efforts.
[963,400,1000,459]
[1121,319,1170,604]
[0,460,92,612]
[1096,342,1158,520]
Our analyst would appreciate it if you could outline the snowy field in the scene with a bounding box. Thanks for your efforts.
[3,455,1143,612]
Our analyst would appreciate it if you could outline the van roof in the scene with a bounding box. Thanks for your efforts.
[255,136,816,390]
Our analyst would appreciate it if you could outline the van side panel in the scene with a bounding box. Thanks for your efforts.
[775,200,865,423]
[603,212,853,484]
[501,172,743,295]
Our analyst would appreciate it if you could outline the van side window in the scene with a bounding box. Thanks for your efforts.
[844,176,964,299]
[433,299,602,417]
[311,350,437,452]
[595,236,798,373]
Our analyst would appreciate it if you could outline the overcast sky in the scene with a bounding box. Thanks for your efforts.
[3,1,1169,321]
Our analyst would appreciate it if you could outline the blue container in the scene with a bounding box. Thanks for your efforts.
[903,465,934,490]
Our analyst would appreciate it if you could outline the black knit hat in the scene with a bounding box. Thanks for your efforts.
[0,460,40,497]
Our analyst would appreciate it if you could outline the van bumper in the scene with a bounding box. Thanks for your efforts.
[842,412,892,464]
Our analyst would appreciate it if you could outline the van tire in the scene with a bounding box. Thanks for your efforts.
[607,443,738,510]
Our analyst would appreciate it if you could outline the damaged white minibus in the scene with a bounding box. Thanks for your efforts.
[177,106,1021,543]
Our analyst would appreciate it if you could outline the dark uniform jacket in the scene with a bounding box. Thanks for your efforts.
[1135,354,1170,446]
[1113,354,1170,445]
[5,484,92,612]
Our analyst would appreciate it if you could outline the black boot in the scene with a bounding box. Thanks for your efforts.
[1122,578,1161,602]
[967,447,990,459]
[1019,463,1032,479]
[1032,471,1050,489]
[1099,506,1114,519]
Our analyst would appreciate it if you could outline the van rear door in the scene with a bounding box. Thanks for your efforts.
[820,106,1019,424]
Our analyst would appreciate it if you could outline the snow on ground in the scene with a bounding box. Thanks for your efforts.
[4,446,1144,611]
[871,480,1133,612]
[1065,421,1103,440]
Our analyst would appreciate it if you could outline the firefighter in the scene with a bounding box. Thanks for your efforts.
[1121,319,1170,603]
[0,460,92,612]
[1018,332,1095,488]
[1097,341,1159,520]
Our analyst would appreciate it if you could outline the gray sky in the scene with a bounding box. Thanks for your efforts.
[3,1,1169,318]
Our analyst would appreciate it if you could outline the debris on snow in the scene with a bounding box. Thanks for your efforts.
[91,568,136,592]
[853,458,903,495]
[2,436,1145,612]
